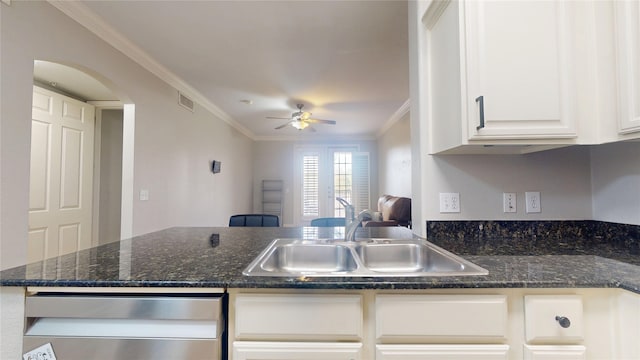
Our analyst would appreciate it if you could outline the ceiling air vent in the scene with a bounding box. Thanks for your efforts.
[178,92,195,112]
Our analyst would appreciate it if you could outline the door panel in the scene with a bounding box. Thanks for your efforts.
[60,127,82,209]
[29,120,51,211]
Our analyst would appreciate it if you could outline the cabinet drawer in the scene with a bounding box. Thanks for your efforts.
[523,345,586,360]
[376,344,509,360]
[233,341,362,360]
[234,294,362,340]
[524,295,583,343]
[375,295,508,342]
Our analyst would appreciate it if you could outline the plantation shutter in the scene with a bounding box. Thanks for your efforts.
[352,152,370,214]
[302,154,319,217]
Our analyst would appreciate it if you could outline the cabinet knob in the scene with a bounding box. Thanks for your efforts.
[555,315,571,328]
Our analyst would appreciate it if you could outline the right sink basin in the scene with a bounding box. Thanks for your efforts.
[355,240,475,274]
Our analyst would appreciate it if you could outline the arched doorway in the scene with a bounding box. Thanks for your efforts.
[29,60,135,262]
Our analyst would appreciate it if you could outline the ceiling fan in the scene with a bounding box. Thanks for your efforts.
[267,104,337,131]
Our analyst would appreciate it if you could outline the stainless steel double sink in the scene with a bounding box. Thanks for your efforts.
[243,238,488,277]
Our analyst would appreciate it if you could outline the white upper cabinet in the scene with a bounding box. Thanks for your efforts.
[463,1,576,140]
[425,0,581,154]
[614,0,640,135]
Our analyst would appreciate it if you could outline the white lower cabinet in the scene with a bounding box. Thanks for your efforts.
[376,344,509,360]
[233,341,362,360]
[229,289,624,360]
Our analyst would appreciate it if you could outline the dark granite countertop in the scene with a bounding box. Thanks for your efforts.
[1,226,640,294]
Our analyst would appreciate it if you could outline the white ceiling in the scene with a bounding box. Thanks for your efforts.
[43,0,409,139]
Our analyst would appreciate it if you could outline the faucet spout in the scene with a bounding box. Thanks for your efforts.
[345,209,375,242]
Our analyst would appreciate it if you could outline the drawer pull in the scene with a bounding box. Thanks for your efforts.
[555,316,571,328]
[475,96,485,130]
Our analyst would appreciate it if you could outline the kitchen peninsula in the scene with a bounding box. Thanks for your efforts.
[2,226,640,359]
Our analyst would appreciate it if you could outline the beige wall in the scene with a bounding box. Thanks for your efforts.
[0,1,254,269]
[98,109,123,245]
[591,141,640,225]
[377,112,411,198]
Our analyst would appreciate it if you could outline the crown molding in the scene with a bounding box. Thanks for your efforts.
[47,0,255,140]
[254,134,377,142]
[377,99,410,138]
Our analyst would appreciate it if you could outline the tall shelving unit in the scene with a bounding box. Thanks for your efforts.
[262,180,283,220]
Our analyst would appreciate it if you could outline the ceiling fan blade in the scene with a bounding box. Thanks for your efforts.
[275,121,292,130]
[266,116,291,120]
[307,118,337,125]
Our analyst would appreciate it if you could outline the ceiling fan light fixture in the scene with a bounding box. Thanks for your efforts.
[291,120,309,130]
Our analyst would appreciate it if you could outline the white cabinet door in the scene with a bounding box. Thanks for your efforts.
[233,341,362,360]
[376,344,509,360]
[616,291,640,359]
[464,1,576,140]
[424,0,579,154]
[614,0,640,135]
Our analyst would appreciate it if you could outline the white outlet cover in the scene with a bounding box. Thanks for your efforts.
[525,192,541,213]
[439,192,460,213]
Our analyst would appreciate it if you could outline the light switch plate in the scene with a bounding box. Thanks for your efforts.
[139,189,149,201]
[503,193,517,213]
[439,192,460,213]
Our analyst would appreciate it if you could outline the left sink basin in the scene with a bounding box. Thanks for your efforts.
[260,243,358,274]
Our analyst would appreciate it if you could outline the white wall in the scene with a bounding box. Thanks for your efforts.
[591,142,640,226]
[377,112,411,198]
[0,1,254,269]
[252,139,378,226]
[98,109,123,245]
[426,147,593,220]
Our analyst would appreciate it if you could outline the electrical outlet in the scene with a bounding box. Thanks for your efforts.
[503,193,517,213]
[525,191,541,213]
[439,192,460,213]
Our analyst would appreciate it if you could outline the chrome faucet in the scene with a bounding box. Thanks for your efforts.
[337,197,374,242]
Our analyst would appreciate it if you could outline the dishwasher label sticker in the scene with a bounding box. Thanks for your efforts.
[23,343,57,360]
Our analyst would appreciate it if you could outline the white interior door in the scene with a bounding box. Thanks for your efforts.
[29,86,95,262]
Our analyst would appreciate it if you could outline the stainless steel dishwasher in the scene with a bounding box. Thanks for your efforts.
[23,292,227,360]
